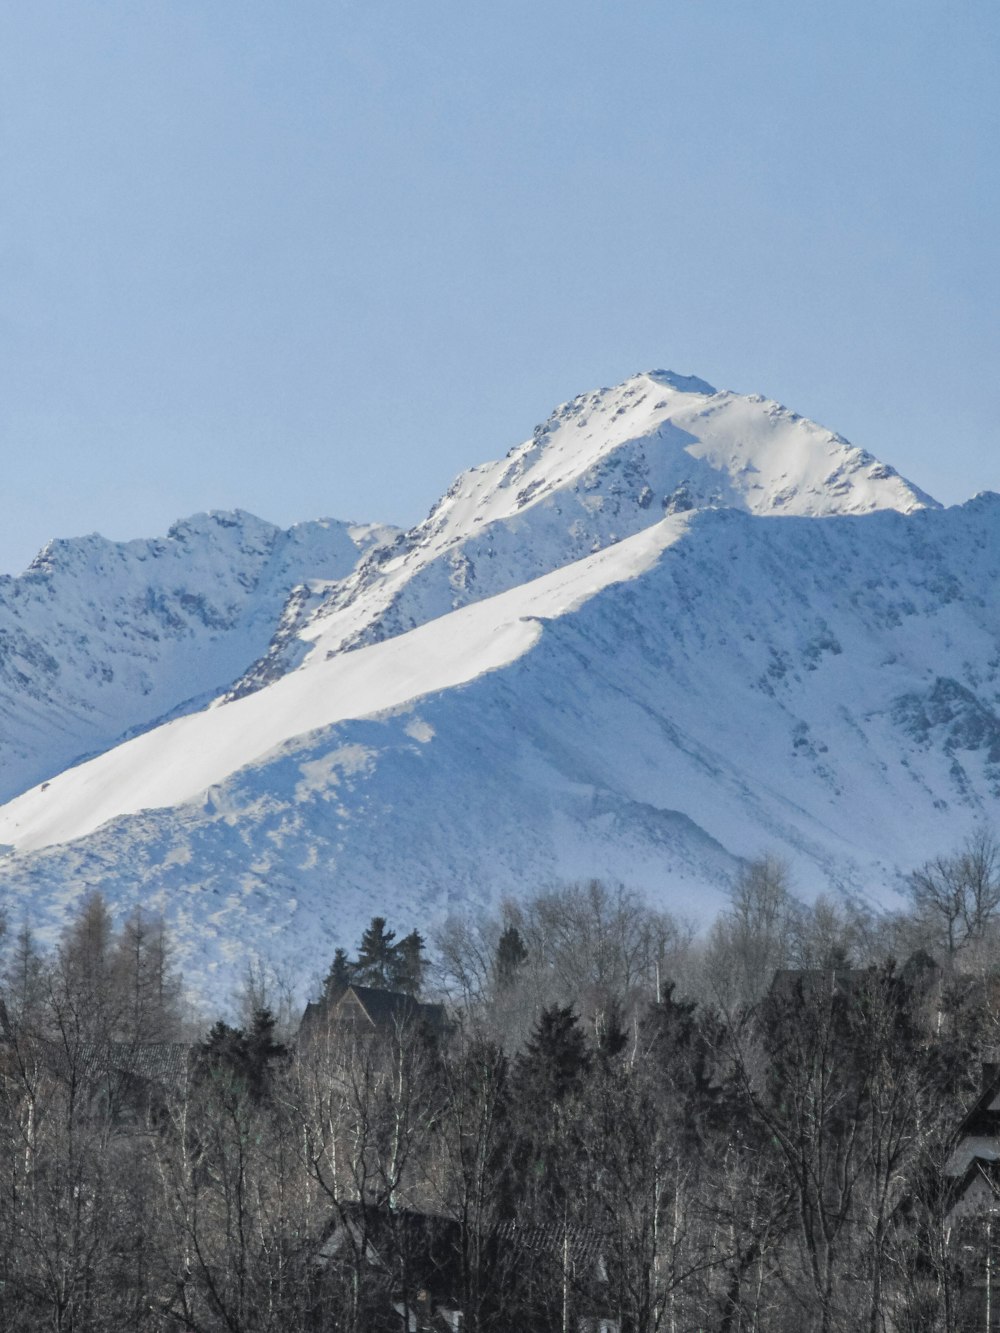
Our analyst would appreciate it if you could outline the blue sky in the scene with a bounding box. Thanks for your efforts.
[1,0,997,574]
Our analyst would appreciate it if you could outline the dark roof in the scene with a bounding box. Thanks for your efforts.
[300,985,447,1039]
[346,985,447,1031]
[325,1204,464,1303]
[953,1063,1000,1142]
[946,1156,1000,1217]
[324,1205,609,1305]
[495,1220,607,1269]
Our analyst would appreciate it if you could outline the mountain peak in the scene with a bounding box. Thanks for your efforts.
[231,369,937,685]
[641,369,718,395]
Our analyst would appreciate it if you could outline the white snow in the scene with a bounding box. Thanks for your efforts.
[0,515,691,854]
[227,370,935,691]
[0,509,395,802]
[0,367,987,1002]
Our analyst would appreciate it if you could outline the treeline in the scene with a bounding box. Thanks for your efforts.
[1,837,1000,1329]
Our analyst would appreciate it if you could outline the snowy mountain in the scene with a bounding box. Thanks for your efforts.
[0,369,990,1000]
[229,370,935,694]
[0,510,394,802]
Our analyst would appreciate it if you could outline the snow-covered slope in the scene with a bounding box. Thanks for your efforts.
[2,493,999,997]
[0,511,393,801]
[0,367,982,1000]
[229,370,935,693]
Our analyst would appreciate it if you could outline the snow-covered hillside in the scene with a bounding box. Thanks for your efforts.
[1,367,988,1000]
[0,510,393,801]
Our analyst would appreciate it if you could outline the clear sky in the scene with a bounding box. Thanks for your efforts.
[1,0,997,575]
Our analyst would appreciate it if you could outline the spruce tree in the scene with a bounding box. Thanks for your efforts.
[355,916,397,988]
[323,947,355,1001]
[517,1004,591,1105]
[494,923,528,990]
[393,929,426,995]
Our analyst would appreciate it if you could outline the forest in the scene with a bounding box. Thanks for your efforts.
[2,835,1000,1331]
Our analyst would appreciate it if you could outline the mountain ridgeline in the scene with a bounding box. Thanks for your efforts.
[0,369,995,995]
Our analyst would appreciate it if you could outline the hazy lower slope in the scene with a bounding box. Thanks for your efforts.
[2,489,999,997]
[0,511,393,801]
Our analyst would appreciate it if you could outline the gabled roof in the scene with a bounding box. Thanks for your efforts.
[950,1063,1000,1149]
[345,985,446,1031]
[945,1156,1000,1224]
[319,1204,611,1308]
[300,984,447,1040]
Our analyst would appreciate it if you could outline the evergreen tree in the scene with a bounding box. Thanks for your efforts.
[593,995,629,1061]
[516,1004,591,1106]
[355,916,398,988]
[393,929,426,995]
[199,1019,247,1076]
[323,947,355,1001]
[245,1007,286,1100]
[513,1005,591,1224]
[494,923,528,991]
[197,1009,285,1102]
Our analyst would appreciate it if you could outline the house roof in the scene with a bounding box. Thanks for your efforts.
[80,1041,193,1082]
[321,1204,611,1309]
[322,1203,465,1303]
[0,1034,193,1086]
[949,1063,1000,1153]
[346,985,446,1030]
[495,1220,608,1269]
[300,984,447,1040]
[945,1156,1000,1224]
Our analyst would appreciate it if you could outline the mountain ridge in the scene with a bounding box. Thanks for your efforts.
[1,369,987,1001]
[227,370,935,696]
[0,508,396,802]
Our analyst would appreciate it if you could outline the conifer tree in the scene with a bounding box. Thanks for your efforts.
[517,1004,591,1104]
[355,916,398,988]
[494,923,528,991]
[393,929,426,995]
[323,946,355,1001]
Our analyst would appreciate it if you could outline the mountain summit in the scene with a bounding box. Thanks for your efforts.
[228,370,936,694]
[0,371,986,1000]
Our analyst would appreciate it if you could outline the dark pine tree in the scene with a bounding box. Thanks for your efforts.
[323,947,355,1002]
[593,995,630,1062]
[513,1005,593,1237]
[392,929,427,996]
[197,1009,286,1103]
[245,1007,286,1100]
[197,1020,248,1090]
[516,1004,591,1107]
[355,916,398,988]
[494,924,528,991]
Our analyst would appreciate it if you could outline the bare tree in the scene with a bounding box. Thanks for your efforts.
[909,827,1000,960]
[704,855,799,1010]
